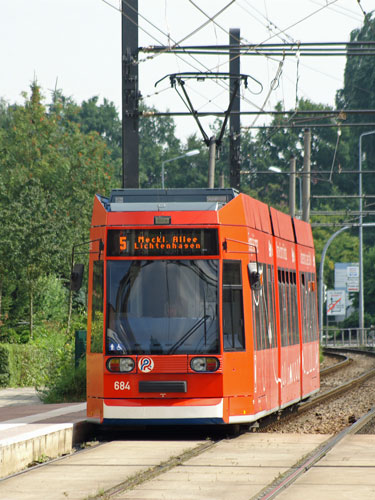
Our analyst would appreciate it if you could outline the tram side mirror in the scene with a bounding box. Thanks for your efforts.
[70,264,84,291]
[248,263,263,291]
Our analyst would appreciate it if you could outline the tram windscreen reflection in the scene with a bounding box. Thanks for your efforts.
[106,260,219,355]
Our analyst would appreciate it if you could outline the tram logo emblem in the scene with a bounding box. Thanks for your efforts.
[139,357,154,373]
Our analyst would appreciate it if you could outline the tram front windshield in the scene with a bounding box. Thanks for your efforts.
[106,260,219,355]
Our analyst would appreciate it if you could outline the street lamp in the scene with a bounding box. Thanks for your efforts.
[358,130,375,341]
[268,166,282,173]
[268,164,302,216]
[161,149,200,189]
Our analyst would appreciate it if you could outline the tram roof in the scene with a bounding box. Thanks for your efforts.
[105,188,238,212]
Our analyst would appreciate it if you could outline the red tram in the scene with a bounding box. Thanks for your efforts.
[85,188,319,425]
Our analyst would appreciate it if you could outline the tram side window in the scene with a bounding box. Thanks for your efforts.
[278,269,288,347]
[261,265,269,349]
[306,272,312,342]
[307,272,318,342]
[286,270,293,345]
[90,260,104,353]
[222,261,245,351]
[300,272,308,343]
[291,271,300,345]
[252,263,275,351]
[310,273,318,341]
[252,263,264,350]
[267,264,277,348]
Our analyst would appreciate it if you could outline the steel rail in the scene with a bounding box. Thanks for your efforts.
[256,406,375,500]
[320,352,351,377]
[299,348,375,413]
[90,440,217,499]
[256,349,375,431]
[298,366,375,413]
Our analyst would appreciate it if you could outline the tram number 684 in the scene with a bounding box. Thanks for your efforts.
[114,381,130,391]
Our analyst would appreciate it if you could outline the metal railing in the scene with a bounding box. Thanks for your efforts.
[321,327,375,348]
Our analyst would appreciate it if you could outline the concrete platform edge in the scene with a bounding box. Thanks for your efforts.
[0,419,93,479]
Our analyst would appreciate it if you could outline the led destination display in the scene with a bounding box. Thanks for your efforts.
[107,228,219,257]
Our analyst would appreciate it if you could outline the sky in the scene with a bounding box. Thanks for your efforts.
[1,0,374,141]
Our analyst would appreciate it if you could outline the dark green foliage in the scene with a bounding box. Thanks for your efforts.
[0,337,86,401]
[0,344,9,373]
[0,343,51,387]
[38,358,86,404]
[2,10,375,390]
[7,344,50,387]
[0,83,114,338]
[0,344,10,386]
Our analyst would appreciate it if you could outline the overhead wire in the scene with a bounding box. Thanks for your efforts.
[307,0,365,21]
[164,0,172,48]
[101,0,165,47]
[186,0,282,112]
[186,0,342,121]
[250,55,285,127]
[103,0,371,142]
[119,0,346,121]
[178,0,237,47]
[255,0,340,46]
[249,0,345,146]
[329,128,342,183]
[107,0,374,208]
[102,0,247,112]
[356,0,367,17]
[238,0,295,43]
[180,81,227,112]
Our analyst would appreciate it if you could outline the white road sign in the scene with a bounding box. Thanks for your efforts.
[326,290,346,316]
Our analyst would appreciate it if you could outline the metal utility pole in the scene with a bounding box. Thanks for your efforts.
[208,137,216,188]
[289,156,296,218]
[302,128,311,221]
[229,28,241,190]
[318,226,349,339]
[122,0,139,188]
[358,130,375,341]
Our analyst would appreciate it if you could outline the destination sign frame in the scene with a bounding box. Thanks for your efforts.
[107,228,219,257]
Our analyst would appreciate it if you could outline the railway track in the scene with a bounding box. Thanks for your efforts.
[2,348,374,500]
[86,348,375,499]
[255,348,375,432]
[254,405,375,500]
[303,348,375,407]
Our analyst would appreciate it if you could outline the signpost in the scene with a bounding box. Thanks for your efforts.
[326,290,346,316]
[334,262,359,292]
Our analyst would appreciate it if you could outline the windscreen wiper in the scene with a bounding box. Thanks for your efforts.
[167,315,210,355]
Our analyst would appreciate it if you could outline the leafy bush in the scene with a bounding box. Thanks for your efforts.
[0,315,87,398]
[0,344,10,387]
[38,357,86,403]
[31,319,87,402]
[0,373,9,387]
[35,275,68,323]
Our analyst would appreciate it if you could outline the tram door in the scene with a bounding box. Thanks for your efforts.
[86,259,104,420]
[222,260,253,420]
[252,263,279,416]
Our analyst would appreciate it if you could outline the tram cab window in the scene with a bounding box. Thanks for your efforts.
[105,260,219,355]
[222,261,245,351]
[90,260,104,353]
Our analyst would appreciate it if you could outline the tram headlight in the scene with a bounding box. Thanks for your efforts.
[107,357,135,373]
[190,357,219,372]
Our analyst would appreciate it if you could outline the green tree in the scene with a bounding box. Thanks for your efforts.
[139,104,181,188]
[52,94,122,184]
[336,11,375,247]
[0,83,114,337]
